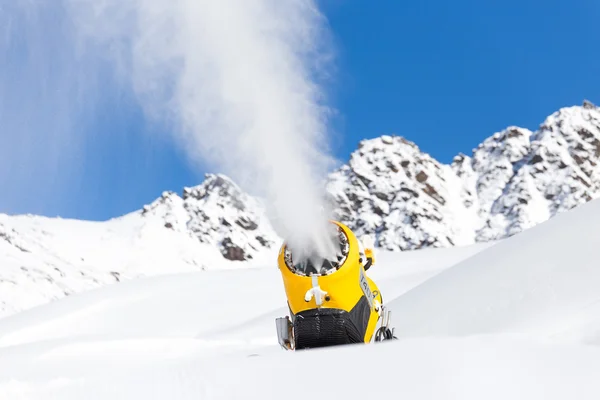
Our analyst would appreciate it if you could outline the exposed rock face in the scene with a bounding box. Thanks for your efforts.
[141,174,279,261]
[326,135,477,251]
[472,102,600,240]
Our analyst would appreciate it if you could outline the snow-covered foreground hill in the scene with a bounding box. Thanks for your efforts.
[2,199,600,398]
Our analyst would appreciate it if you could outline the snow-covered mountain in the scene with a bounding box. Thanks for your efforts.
[2,101,600,318]
[0,174,280,318]
[140,173,279,261]
[328,100,600,249]
[327,134,480,250]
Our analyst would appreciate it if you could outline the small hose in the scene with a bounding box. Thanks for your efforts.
[374,326,395,342]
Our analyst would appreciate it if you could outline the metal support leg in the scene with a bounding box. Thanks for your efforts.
[276,316,294,350]
[374,307,396,342]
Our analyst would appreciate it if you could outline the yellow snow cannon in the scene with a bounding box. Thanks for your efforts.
[275,221,395,350]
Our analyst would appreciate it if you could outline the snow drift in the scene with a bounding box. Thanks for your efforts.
[389,195,600,344]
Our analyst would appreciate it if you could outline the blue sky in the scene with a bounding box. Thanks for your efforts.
[322,0,600,162]
[2,0,599,221]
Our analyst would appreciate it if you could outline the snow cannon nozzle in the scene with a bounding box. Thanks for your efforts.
[282,221,350,277]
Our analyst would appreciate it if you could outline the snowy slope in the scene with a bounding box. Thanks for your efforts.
[2,195,600,398]
[2,334,600,400]
[0,243,491,348]
[0,174,280,318]
[390,196,600,344]
[0,243,491,399]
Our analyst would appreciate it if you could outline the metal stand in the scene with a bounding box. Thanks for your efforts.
[374,307,396,342]
[275,316,295,350]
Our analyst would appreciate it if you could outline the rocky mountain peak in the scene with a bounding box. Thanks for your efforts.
[183,174,247,212]
[327,102,600,249]
[327,135,477,251]
[140,174,279,261]
[471,103,600,240]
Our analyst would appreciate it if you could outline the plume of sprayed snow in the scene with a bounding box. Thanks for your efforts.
[3,0,340,256]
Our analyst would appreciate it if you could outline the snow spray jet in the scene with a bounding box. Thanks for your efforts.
[60,0,339,256]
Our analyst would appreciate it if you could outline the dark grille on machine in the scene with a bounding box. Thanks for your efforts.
[293,303,368,349]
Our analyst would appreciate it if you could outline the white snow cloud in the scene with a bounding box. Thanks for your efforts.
[0,0,339,252]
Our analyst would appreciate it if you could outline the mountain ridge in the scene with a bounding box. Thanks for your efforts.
[329,100,600,247]
[5,101,600,255]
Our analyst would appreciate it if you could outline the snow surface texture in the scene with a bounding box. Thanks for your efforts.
[2,197,600,399]
[2,101,600,319]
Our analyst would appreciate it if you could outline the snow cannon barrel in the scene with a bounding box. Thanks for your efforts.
[277,221,383,349]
